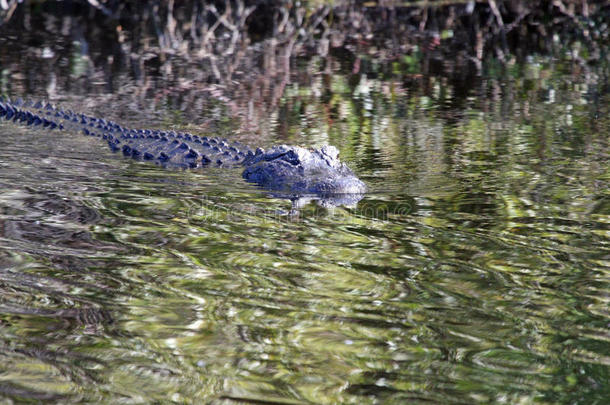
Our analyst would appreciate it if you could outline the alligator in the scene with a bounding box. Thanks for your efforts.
[0,97,366,207]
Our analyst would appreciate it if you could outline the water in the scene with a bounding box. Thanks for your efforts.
[0,35,609,404]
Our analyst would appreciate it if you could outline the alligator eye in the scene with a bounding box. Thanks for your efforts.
[281,150,300,165]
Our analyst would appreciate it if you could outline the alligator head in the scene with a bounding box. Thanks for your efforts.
[241,145,366,207]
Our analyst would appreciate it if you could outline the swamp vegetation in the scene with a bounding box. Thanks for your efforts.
[0,1,608,403]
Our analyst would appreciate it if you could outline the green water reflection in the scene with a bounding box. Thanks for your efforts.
[0,53,608,404]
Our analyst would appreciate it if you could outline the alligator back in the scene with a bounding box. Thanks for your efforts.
[0,98,252,169]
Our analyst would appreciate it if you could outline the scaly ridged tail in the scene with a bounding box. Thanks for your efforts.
[0,97,254,169]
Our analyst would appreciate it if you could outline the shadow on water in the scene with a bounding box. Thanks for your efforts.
[0,4,609,403]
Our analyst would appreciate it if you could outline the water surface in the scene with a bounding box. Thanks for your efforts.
[0,37,609,403]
